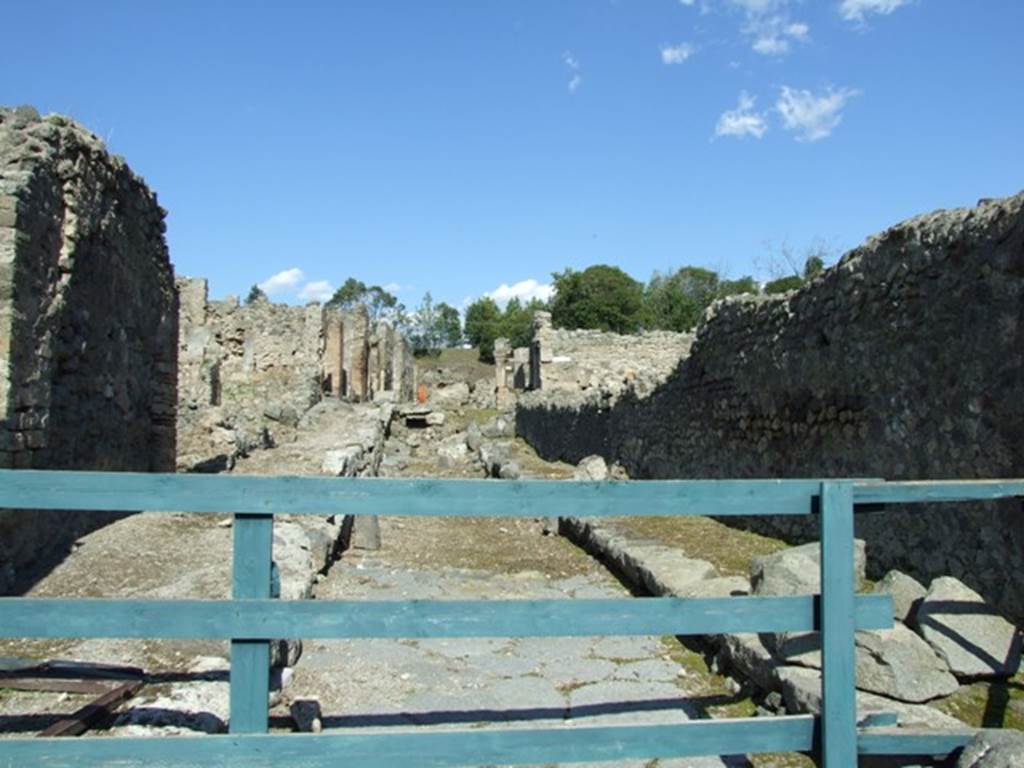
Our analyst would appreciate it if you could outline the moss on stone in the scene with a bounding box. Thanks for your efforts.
[934,673,1024,730]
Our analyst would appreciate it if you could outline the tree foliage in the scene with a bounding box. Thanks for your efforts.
[461,296,550,362]
[436,302,462,348]
[803,254,825,279]
[550,265,643,334]
[642,267,760,332]
[325,277,402,324]
[407,292,462,357]
[643,267,718,332]
[245,284,268,304]
[763,275,806,294]
[464,297,502,362]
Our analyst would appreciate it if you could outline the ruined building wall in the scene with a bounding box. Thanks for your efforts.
[176,278,324,469]
[494,312,693,406]
[177,287,415,470]
[518,192,1024,619]
[0,106,178,590]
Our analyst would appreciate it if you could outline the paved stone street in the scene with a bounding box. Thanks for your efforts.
[289,513,739,768]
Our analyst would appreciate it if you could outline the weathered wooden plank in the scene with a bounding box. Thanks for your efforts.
[37,680,142,737]
[0,677,110,695]
[820,481,857,767]
[229,514,273,734]
[0,716,815,767]
[0,470,826,517]
[854,479,1024,505]
[0,594,893,640]
[857,727,975,756]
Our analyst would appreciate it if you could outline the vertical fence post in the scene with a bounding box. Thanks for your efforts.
[819,481,857,767]
[230,513,274,734]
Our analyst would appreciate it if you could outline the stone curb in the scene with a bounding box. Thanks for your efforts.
[559,515,967,731]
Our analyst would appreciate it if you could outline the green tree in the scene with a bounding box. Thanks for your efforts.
[364,285,400,324]
[326,277,368,309]
[500,297,547,349]
[642,266,721,332]
[764,275,805,294]
[326,278,401,324]
[408,292,442,357]
[245,284,268,304]
[464,297,502,362]
[436,302,462,348]
[718,275,759,297]
[550,265,643,333]
[803,254,825,280]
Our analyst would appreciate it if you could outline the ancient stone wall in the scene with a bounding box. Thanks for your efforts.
[176,278,324,470]
[494,312,693,407]
[518,192,1024,619]
[0,106,177,590]
[177,285,415,470]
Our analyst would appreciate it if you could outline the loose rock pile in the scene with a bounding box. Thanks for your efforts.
[560,456,1023,735]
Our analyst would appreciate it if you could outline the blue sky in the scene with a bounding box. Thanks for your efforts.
[3,1,1021,310]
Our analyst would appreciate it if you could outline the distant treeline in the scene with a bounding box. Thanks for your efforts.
[463,256,824,362]
[246,254,825,361]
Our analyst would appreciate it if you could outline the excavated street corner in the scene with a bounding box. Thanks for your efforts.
[277,405,818,768]
[0,400,391,738]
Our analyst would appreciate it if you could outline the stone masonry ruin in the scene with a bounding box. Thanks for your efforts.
[1,106,1023,756]
[494,310,693,407]
[517,191,1024,621]
[176,278,415,472]
[0,106,178,591]
[0,107,416,590]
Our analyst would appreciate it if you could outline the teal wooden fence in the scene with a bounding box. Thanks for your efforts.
[0,470,1020,767]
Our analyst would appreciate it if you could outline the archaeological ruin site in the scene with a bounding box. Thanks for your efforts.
[1,105,1022,766]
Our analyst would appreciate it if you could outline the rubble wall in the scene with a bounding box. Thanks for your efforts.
[177,289,416,471]
[530,313,693,398]
[518,192,1024,619]
[176,279,324,470]
[0,106,177,590]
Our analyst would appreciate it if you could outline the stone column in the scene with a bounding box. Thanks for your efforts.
[341,305,370,401]
[494,337,512,409]
[322,309,344,397]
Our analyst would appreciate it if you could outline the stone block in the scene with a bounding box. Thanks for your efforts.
[874,569,927,623]
[915,576,1022,679]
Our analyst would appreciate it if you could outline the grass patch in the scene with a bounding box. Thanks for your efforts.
[660,636,814,768]
[616,517,790,578]
[934,673,1024,730]
[379,516,597,578]
[420,348,493,382]
[445,407,503,434]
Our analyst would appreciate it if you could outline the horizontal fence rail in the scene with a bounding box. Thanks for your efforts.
[0,470,837,517]
[6,718,819,768]
[0,595,894,640]
[1,469,1021,768]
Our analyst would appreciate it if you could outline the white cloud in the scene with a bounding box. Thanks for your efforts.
[839,0,911,22]
[714,91,768,139]
[752,34,789,54]
[486,279,555,308]
[298,280,334,302]
[730,0,780,11]
[258,268,304,296]
[563,51,582,93]
[776,85,859,141]
[786,21,809,40]
[661,42,696,64]
[381,282,406,294]
[747,13,810,55]
[679,0,696,5]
